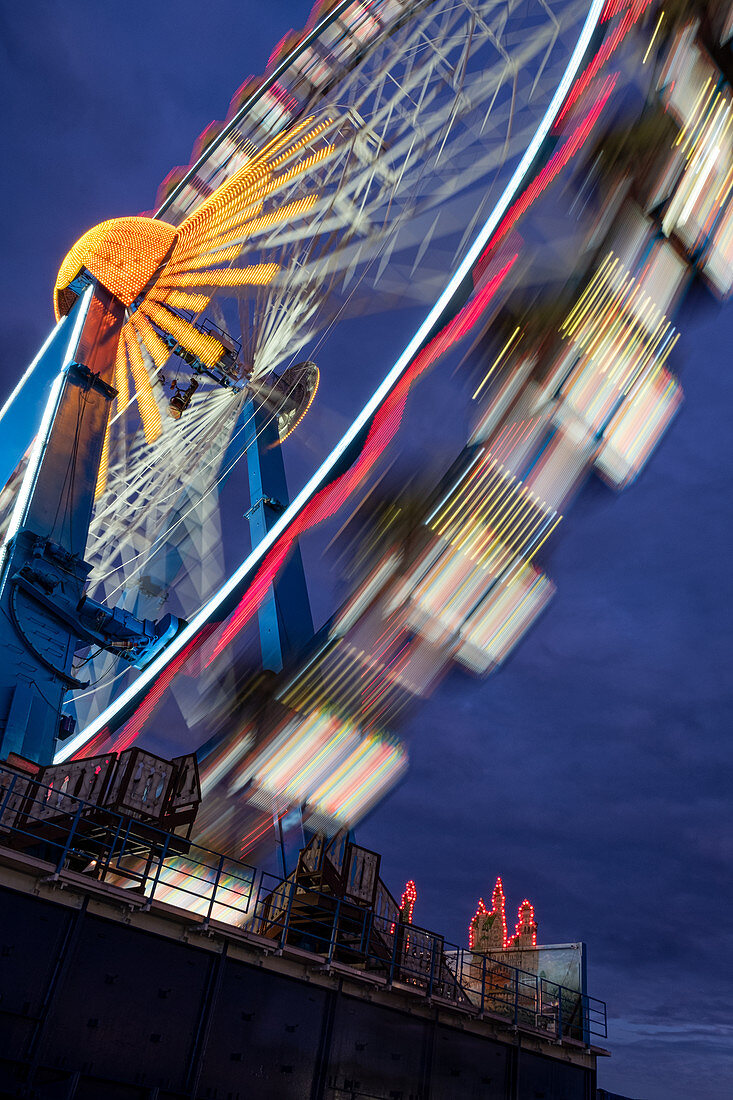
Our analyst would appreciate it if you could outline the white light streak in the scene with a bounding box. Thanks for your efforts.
[0,315,66,430]
[1,286,93,582]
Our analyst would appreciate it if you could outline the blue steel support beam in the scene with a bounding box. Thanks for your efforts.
[0,284,124,763]
[243,396,313,874]
[242,397,314,674]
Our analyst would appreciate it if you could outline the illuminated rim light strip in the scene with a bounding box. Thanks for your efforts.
[0,316,67,432]
[155,0,362,219]
[1,286,93,580]
[57,0,607,762]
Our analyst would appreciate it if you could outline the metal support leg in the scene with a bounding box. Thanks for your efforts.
[242,397,313,673]
[25,896,90,1090]
[184,940,229,1097]
[0,286,124,765]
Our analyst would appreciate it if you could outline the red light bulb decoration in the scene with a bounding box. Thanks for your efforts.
[507,899,538,949]
[399,880,417,925]
[469,878,538,952]
[492,876,508,949]
[468,898,489,951]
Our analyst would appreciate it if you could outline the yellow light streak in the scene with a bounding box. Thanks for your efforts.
[129,311,172,370]
[675,76,714,151]
[154,262,279,288]
[154,289,211,314]
[562,253,617,336]
[125,328,162,444]
[114,334,129,410]
[143,302,224,368]
[472,326,522,400]
[642,11,664,65]
[525,513,562,562]
[433,456,503,536]
[562,252,615,331]
[94,418,111,501]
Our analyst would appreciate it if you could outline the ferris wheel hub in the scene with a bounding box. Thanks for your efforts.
[54,216,176,321]
[249,361,320,443]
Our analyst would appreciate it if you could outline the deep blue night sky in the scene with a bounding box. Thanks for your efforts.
[1,3,732,1097]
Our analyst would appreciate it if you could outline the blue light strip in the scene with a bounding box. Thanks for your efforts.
[0,316,66,431]
[1,287,93,583]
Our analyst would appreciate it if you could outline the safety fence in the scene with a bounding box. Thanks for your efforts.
[0,761,606,1043]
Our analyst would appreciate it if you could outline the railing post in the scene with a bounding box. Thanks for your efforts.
[480,953,487,1015]
[388,915,400,985]
[278,879,296,951]
[113,816,135,878]
[55,802,83,874]
[360,906,372,957]
[241,866,257,923]
[427,934,437,999]
[97,813,124,883]
[513,967,519,1027]
[252,870,269,932]
[327,898,341,964]
[144,833,171,905]
[581,994,588,1045]
[0,772,17,824]
[205,854,226,925]
[557,984,563,1042]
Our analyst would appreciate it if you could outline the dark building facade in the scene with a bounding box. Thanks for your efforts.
[0,843,604,1100]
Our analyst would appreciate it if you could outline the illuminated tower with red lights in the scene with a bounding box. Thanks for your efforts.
[469,880,540,954]
[507,899,538,950]
[399,879,417,924]
[469,876,509,951]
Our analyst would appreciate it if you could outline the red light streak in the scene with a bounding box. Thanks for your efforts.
[601,0,634,22]
[77,628,218,758]
[240,812,276,856]
[267,31,295,72]
[556,0,653,126]
[476,76,618,281]
[73,725,111,761]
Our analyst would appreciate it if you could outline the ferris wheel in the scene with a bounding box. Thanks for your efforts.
[13,0,594,738]
[0,0,635,782]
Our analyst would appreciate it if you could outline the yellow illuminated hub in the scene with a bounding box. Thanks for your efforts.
[54,216,177,321]
[54,117,333,497]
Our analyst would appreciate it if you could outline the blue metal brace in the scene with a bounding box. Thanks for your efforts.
[242,396,314,875]
[242,396,314,674]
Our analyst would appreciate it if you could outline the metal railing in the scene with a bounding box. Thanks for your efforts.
[0,762,606,1042]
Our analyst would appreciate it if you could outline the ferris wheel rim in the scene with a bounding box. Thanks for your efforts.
[56,0,609,764]
[82,0,590,625]
[154,0,433,223]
